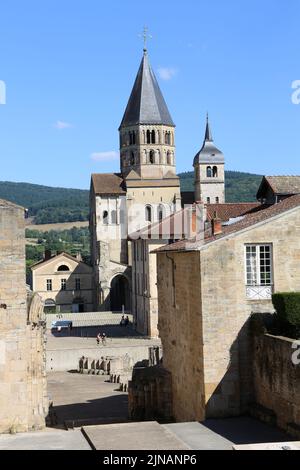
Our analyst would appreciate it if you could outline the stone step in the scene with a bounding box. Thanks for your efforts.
[64,416,129,430]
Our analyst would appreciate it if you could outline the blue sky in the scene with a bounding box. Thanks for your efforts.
[0,0,300,189]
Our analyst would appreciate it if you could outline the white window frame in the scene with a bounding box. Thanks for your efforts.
[46,279,52,291]
[245,244,273,300]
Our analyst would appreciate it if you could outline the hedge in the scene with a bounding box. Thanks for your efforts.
[272,292,300,337]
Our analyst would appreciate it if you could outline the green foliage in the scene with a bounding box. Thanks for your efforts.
[179,170,263,202]
[0,171,263,225]
[272,292,300,338]
[0,181,89,224]
[25,227,91,270]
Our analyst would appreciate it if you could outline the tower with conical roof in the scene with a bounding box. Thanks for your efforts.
[119,47,181,235]
[119,48,177,181]
[193,115,225,204]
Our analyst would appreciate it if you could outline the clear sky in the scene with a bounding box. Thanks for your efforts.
[0,0,300,189]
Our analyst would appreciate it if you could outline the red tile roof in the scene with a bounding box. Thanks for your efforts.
[206,203,261,221]
[155,194,300,253]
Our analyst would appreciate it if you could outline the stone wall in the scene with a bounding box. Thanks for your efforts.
[156,205,300,422]
[0,199,48,433]
[157,251,205,422]
[253,333,300,438]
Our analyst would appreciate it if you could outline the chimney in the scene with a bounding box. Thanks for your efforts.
[44,249,52,261]
[211,218,222,236]
[76,252,82,262]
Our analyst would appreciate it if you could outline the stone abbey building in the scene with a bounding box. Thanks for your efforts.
[90,47,182,312]
[90,46,227,314]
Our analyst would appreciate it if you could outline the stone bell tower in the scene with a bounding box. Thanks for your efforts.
[193,115,225,204]
[119,48,177,181]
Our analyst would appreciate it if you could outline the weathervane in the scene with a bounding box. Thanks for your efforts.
[139,26,152,52]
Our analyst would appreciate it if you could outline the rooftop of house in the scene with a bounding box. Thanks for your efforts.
[206,202,262,221]
[154,193,300,253]
[91,173,126,195]
[257,175,300,199]
[31,251,89,270]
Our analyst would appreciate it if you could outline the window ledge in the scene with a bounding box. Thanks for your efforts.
[246,285,273,300]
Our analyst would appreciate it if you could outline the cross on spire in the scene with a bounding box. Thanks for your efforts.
[140,26,152,52]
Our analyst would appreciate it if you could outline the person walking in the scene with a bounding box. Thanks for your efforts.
[96,332,101,345]
[101,332,107,346]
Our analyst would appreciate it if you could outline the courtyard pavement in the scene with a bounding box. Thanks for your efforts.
[46,327,161,350]
[0,429,91,450]
[47,372,128,428]
[164,417,295,450]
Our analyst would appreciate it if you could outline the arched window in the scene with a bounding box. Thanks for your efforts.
[149,150,155,164]
[151,130,156,144]
[207,197,211,204]
[216,197,219,204]
[167,151,172,165]
[213,166,218,177]
[57,265,70,272]
[103,210,109,225]
[145,206,152,222]
[130,152,135,165]
[158,205,165,222]
[111,210,117,224]
[165,131,171,145]
[147,130,151,144]
[206,166,212,177]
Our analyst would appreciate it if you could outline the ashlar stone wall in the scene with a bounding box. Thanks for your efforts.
[0,199,48,433]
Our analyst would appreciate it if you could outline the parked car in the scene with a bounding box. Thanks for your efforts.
[51,320,73,333]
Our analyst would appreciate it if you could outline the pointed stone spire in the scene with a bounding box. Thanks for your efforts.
[119,51,174,129]
[204,113,213,142]
[193,115,224,166]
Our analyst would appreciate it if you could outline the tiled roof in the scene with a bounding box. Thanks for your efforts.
[155,194,300,253]
[91,173,126,195]
[257,176,300,198]
[206,203,262,221]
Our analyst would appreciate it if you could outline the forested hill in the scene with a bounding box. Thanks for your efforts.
[0,171,263,224]
[0,181,89,224]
